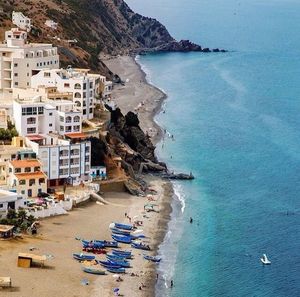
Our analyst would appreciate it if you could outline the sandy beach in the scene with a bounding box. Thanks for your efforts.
[0,55,172,297]
[104,55,167,145]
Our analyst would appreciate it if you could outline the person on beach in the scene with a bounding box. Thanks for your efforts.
[171,280,174,288]
[125,212,127,217]
[190,217,193,223]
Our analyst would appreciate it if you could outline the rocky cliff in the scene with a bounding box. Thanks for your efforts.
[0,0,224,75]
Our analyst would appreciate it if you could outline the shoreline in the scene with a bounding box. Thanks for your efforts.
[104,55,173,296]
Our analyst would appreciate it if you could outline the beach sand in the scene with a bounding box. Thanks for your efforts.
[0,55,172,297]
[104,55,166,145]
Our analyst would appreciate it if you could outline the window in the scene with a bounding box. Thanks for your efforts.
[14,73,18,77]
[60,116,64,122]
[74,83,81,89]
[27,127,36,134]
[36,63,39,67]
[40,62,42,66]
[0,203,3,208]
[64,83,70,88]
[21,190,25,195]
[27,117,36,125]
[49,112,53,116]
[89,82,93,88]
[34,166,40,172]
[39,178,45,184]
[25,167,31,173]
[83,92,86,98]
[60,126,64,131]
[83,83,87,90]
[19,180,26,185]
[14,63,18,67]
[27,73,29,76]
[83,109,86,115]
[49,123,52,127]
[29,179,35,186]
[66,116,72,123]
[44,72,50,77]
[15,168,21,173]
[85,146,90,154]
[14,82,18,86]
[27,63,29,67]
[38,107,44,115]
[74,92,81,98]
[74,116,80,122]
[89,108,93,113]
[85,156,89,162]
[27,82,29,86]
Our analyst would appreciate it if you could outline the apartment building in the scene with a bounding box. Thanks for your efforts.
[0,189,27,218]
[7,159,47,197]
[13,89,81,137]
[26,133,91,187]
[31,68,101,119]
[0,28,59,91]
[99,75,112,100]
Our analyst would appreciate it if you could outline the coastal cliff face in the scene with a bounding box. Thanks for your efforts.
[0,0,220,74]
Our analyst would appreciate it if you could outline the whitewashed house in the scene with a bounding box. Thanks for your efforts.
[45,20,58,30]
[12,11,31,32]
[0,189,27,218]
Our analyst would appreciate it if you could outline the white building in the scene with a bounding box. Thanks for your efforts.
[0,189,27,217]
[13,92,81,137]
[31,68,101,120]
[26,133,91,187]
[45,20,58,30]
[0,28,59,91]
[12,11,31,32]
[99,75,112,100]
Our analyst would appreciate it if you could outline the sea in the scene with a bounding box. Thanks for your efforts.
[127,1,300,296]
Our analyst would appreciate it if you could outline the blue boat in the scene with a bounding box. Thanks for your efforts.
[108,260,131,268]
[94,240,118,248]
[107,253,128,261]
[99,260,122,268]
[111,227,131,236]
[112,249,132,256]
[130,234,146,239]
[106,267,126,274]
[82,266,106,275]
[73,253,95,261]
[131,242,151,251]
[143,255,161,262]
[82,240,105,248]
[114,222,134,230]
[112,234,132,244]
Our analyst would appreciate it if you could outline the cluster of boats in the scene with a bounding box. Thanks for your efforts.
[72,221,161,275]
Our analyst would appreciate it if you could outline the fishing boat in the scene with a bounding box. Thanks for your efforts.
[112,249,132,256]
[111,227,131,236]
[82,266,106,275]
[143,255,161,262]
[99,260,122,268]
[81,240,105,248]
[260,254,271,265]
[114,222,134,230]
[107,253,128,261]
[112,234,132,244]
[108,259,131,268]
[131,242,151,251]
[106,267,126,274]
[112,250,132,259]
[94,240,118,248]
[73,253,95,261]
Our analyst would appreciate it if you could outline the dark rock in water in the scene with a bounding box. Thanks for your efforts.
[162,172,195,180]
[202,48,211,52]
[213,48,220,52]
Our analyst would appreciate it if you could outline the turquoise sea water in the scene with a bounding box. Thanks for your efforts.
[128,1,300,296]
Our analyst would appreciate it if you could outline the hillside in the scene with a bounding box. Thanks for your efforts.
[0,0,187,75]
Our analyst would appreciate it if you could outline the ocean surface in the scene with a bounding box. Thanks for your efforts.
[128,1,300,296]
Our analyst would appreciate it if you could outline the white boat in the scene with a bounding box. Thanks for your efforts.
[260,254,271,265]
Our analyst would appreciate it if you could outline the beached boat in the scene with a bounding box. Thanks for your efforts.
[111,227,131,236]
[98,260,122,268]
[106,267,126,274]
[81,240,105,248]
[114,222,134,230]
[112,234,132,244]
[143,255,161,262]
[94,240,118,248]
[112,249,132,256]
[107,253,128,261]
[131,242,151,251]
[108,259,131,268]
[82,266,106,275]
[73,253,95,261]
[260,254,271,265]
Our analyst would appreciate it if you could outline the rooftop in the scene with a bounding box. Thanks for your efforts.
[65,132,87,139]
[10,159,41,168]
[0,225,14,233]
[14,172,47,180]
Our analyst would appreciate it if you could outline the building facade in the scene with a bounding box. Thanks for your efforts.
[0,28,59,91]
